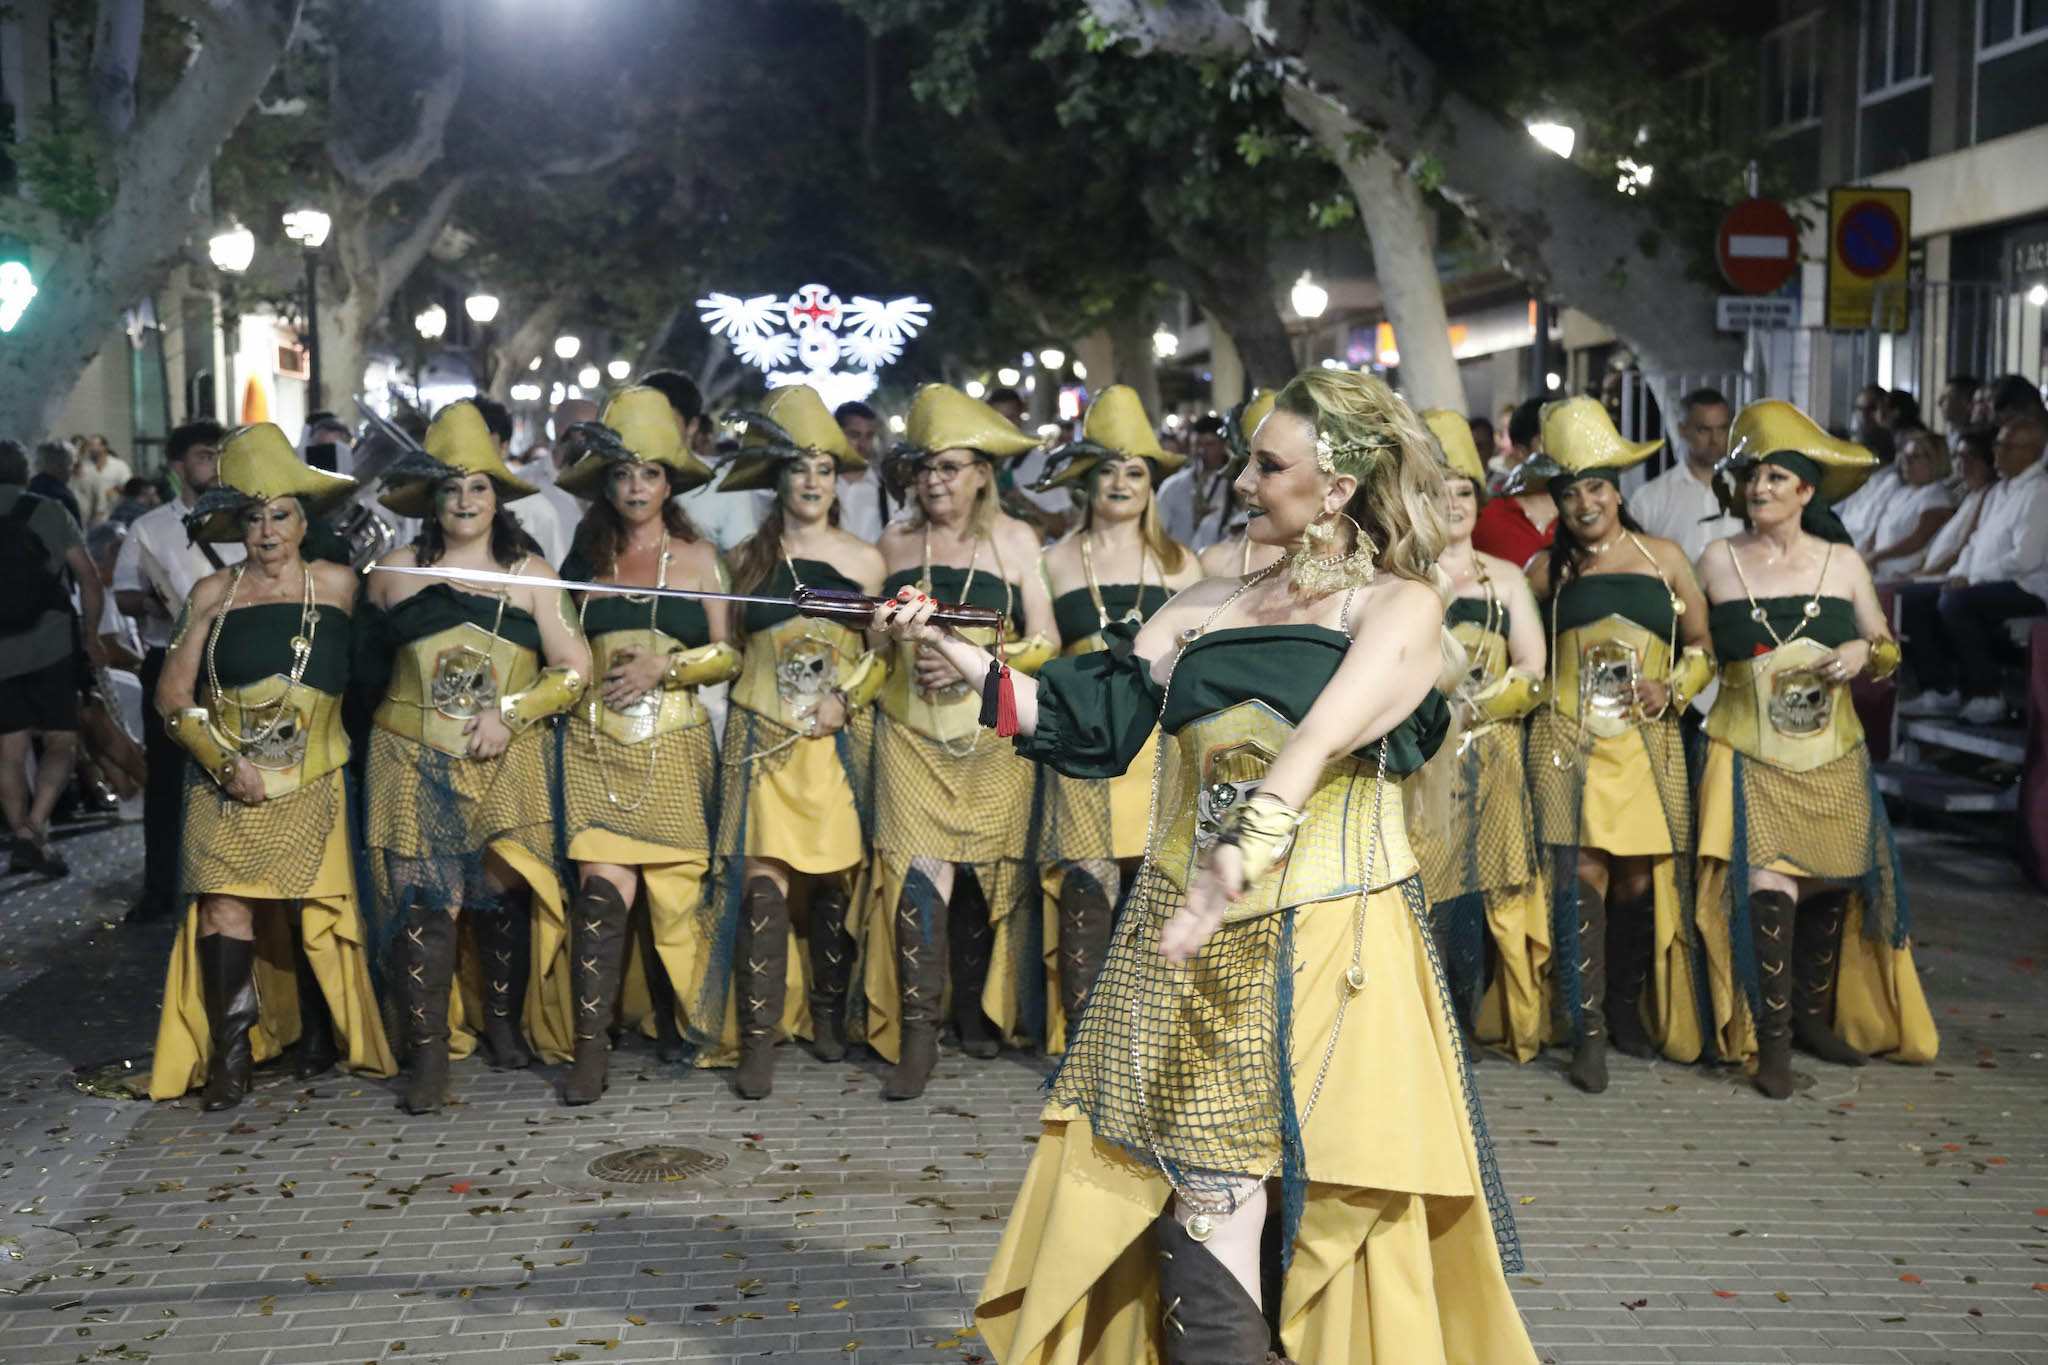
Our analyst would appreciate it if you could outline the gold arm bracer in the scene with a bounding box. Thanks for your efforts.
[1468,666,1544,724]
[1214,793,1307,889]
[1666,645,1716,711]
[662,642,742,689]
[1866,634,1901,681]
[165,707,242,788]
[498,666,584,733]
[838,650,888,709]
[999,634,1056,676]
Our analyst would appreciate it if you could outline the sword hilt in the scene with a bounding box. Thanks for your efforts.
[792,586,1003,632]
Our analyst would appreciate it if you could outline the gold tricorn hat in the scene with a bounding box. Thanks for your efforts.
[1422,409,1487,485]
[904,383,1039,461]
[1035,385,1187,489]
[1540,395,1662,476]
[188,422,359,543]
[378,400,539,518]
[556,385,716,499]
[1724,398,1877,504]
[714,384,864,493]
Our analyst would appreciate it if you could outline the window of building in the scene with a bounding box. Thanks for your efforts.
[1977,0,2048,141]
[1861,0,1931,174]
[1763,12,1825,132]
[1682,59,1731,147]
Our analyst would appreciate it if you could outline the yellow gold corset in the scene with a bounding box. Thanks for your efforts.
[1151,700,1417,920]
[1451,621,1508,691]
[1062,632,1111,657]
[209,678,348,799]
[375,622,540,757]
[580,629,707,744]
[1706,636,1865,772]
[879,625,998,744]
[732,616,865,729]
[1549,614,1673,738]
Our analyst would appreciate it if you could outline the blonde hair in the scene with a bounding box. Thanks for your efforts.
[906,451,999,537]
[1076,462,1191,576]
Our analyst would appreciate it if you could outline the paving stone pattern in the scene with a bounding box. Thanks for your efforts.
[1,817,2045,1364]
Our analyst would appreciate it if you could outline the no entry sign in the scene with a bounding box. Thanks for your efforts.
[1826,186,1912,330]
[1716,198,1799,296]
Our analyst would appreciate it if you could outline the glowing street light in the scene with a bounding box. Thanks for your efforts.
[2028,283,2048,308]
[577,364,601,389]
[208,225,255,275]
[1038,348,1066,371]
[528,356,543,370]
[1290,270,1328,319]
[281,207,332,406]
[281,208,331,249]
[414,303,447,340]
[1526,121,1576,159]
[888,414,906,433]
[606,358,632,381]
[965,380,987,398]
[996,366,1021,387]
[0,260,36,333]
[1152,326,1180,360]
[1072,360,1087,381]
[509,382,543,402]
[554,334,582,360]
[464,292,500,324]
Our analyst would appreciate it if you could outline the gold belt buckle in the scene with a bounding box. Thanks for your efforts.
[1768,666,1832,737]
[431,646,498,719]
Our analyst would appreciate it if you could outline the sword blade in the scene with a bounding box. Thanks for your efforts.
[370,562,794,608]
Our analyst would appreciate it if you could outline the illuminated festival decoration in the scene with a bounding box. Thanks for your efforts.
[0,260,36,333]
[697,283,930,408]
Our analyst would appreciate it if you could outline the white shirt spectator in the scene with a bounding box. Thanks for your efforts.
[1156,463,1234,550]
[833,470,890,544]
[676,483,759,552]
[1919,483,1991,576]
[1630,461,1742,565]
[1866,479,1955,582]
[71,450,132,527]
[1954,459,2048,602]
[114,498,245,649]
[505,491,568,565]
[1836,465,1901,543]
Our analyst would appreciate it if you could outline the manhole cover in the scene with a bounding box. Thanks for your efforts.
[586,1145,731,1185]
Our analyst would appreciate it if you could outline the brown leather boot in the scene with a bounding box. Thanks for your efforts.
[1057,863,1114,1040]
[1791,889,1869,1067]
[399,911,457,1114]
[473,892,534,1070]
[564,878,631,1106]
[1606,890,1657,1060]
[805,880,855,1063]
[884,867,945,1101]
[1154,1211,1276,1364]
[1751,889,1796,1099]
[949,870,1000,1060]
[734,877,788,1100]
[199,935,259,1111]
[1567,880,1609,1094]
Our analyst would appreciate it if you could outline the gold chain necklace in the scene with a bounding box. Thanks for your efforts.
[1729,539,1832,651]
[205,560,318,750]
[581,534,671,811]
[1544,531,1682,737]
[1079,529,1154,631]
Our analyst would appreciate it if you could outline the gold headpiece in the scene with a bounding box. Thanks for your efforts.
[1422,409,1487,485]
[715,384,864,492]
[1539,395,1661,476]
[1034,385,1187,489]
[1725,399,1877,504]
[187,423,359,543]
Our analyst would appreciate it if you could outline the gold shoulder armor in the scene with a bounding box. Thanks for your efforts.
[838,650,888,709]
[499,665,584,733]
[663,642,742,689]
[1000,634,1056,676]
[166,706,241,787]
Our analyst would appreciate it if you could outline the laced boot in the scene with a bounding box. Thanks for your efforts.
[1057,864,1115,1042]
[734,877,789,1100]
[950,871,1001,1060]
[1751,889,1797,1099]
[398,911,457,1114]
[635,905,685,1062]
[198,935,259,1111]
[805,880,856,1063]
[1605,891,1658,1060]
[289,908,339,1080]
[883,867,945,1101]
[1791,889,1869,1067]
[563,878,630,1106]
[1153,1211,1275,1365]
[1567,880,1609,1094]
[473,893,535,1070]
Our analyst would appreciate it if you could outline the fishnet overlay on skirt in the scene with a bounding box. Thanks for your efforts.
[1526,706,1701,1037]
[560,711,716,856]
[178,765,342,897]
[870,712,1036,864]
[1418,722,1536,902]
[1032,768,1116,864]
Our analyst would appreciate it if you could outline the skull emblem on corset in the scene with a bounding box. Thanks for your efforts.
[776,637,837,715]
[241,708,308,770]
[1768,666,1832,737]
[1581,640,1638,722]
[431,647,498,718]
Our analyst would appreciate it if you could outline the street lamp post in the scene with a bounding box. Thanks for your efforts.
[282,209,332,408]
[206,224,256,424]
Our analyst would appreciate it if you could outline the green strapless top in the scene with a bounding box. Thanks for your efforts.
[1446,596,1496,631]
[560,546,711,646]
[208,603,351,694]
[1709,596,1859,660]
[355,582,543,688]
[882,564,1021,633]
[1052,584,1173,645]
[744,558,867,632]
[1547,572,1675,637]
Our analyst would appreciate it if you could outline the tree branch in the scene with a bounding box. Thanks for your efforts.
[372,174,470,304]
[91,0,145,143]
[326,0,466,196]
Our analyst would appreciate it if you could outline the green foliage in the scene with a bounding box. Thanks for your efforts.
[19,113,110,239]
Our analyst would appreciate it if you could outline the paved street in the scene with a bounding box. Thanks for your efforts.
[0,814,2045,1365]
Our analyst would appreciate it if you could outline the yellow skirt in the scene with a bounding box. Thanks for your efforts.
[1695,740,1939,1064]
[860,851,1037,1062]
[1472,879,1562,1064]
[734,718,864,874]
[974,883,1536,1364]
[149,792,396,1099]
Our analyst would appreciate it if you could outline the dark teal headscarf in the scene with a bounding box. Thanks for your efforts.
[1757,450,1853,545]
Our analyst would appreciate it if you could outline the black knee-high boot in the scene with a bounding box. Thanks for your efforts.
[289,906,339,1080]
[1568,880,1609,1094]
[564,878,631,1106]
[1153,1211,1277,1364]
[1791,889,1869,1067]
[806,880,855,1063]
[1605,890,1657,1060]
[950,870,1000,1060]
[199,935,259,1111]
[399,911,457,1114]
[735,877,790,1100]
[1057,864,1114,1041]
[884,867,945,1101]
[473,892,534,1070]
[1751,889,1796,1099]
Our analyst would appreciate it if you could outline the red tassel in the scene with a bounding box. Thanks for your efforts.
[994,663,1018,736]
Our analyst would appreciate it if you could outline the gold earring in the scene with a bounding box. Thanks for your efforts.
[1290,511,1377,596]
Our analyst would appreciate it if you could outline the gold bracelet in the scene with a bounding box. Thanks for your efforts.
[1867,634,1902,680]
[1214,793,1306,888]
